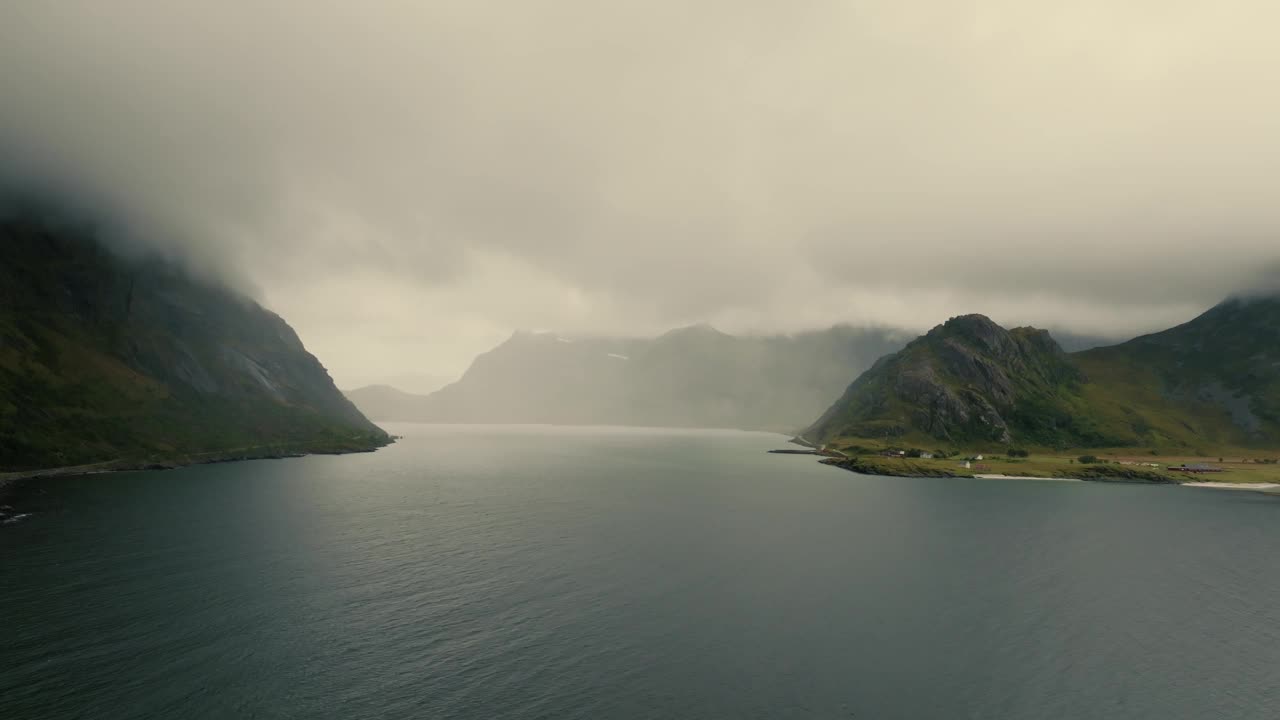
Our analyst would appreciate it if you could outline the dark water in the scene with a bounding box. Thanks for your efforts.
[4,425,1280,719]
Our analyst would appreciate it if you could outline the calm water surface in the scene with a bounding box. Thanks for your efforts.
[3,424,1279,719]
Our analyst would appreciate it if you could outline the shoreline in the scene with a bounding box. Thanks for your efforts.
[0,439,395,511]
[1180,481,1280,493]
[817,457,1280,492]
[973,473,1080,482]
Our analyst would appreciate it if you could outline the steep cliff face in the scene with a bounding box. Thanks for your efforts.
[0,208,388,471]
[346,324,908,432]
[807,315,1101,447]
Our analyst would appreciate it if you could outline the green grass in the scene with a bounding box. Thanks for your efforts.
[1071,352,1253,449]
[822,438,1280,484]
[821,455,975,478]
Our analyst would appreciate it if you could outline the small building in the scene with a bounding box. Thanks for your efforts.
[920,452,934,459]
[1173,463,1224,473]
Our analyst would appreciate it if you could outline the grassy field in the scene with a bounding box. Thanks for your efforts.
[822,438,1280,484]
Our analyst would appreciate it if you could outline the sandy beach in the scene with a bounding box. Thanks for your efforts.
[1181,481,1280,491]
[973,474,1081,482]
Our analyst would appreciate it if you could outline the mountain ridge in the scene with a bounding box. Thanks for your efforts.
[345,325,911,432]
[806,297,1280,451]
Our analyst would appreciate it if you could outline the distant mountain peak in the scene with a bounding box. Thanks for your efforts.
[344,322,909,431]
[927,313,1020,349]
[935,313,1000,333]
[344,383,425,398]
[659,322,730,340]
[348,383,398,392]
[501,329,553,347]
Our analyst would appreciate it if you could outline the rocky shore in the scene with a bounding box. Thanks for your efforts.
[819,456,973,478]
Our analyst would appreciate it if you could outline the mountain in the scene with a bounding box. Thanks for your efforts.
[373,372,451,395]
[806,315,1099,447]
[806,298,1280,450]
[1072,295,1280,446]
[342,384,436,423]
[345,324,908,432]
[0,206,389,472]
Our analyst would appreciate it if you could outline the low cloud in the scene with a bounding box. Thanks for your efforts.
[3,1,1278,385]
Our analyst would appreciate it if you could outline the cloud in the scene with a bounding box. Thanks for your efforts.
[2,1,1278,384]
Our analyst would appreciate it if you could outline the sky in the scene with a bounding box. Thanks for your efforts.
[3,1,1279,389]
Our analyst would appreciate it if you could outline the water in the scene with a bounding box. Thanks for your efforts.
[3,424,1279,719]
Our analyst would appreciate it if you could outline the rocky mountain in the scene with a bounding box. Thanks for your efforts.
[345,324,908,432]
[806,315,1097,447]
[806,298,1280,450]
[0,205,389,471]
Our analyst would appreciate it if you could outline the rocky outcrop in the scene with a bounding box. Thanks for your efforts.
[807,315,1093,447]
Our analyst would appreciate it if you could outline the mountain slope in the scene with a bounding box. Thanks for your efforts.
[1072,295,1280,447]
[807,298,1280,450]
[806,315,1104,447]
[346,325,908,432]
[0,207,389,471]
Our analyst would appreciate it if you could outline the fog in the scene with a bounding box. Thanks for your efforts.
[345,325,911,432]
[3,1,1278,387]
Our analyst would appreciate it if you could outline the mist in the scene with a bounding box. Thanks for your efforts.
[344,325,913,433]
[3,1,1278,386]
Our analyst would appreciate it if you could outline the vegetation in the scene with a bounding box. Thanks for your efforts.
[818,442,1280,484]
[0,205,389,472]
[808,299,1280,462]
[820,456,973,478]
[1061,465,1176,483]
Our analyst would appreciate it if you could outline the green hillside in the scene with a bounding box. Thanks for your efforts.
[807,299,1280,452]
[0,205,389,471]
[1073,296,1280,448]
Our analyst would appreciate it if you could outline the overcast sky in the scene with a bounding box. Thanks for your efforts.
[3,1,1278,389]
